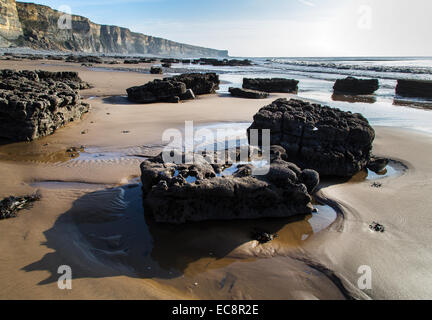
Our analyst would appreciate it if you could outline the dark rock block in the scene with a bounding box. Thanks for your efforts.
[127,73,219,104]
[140,153,319,224]
[0,69,91,142]
[333,77,379,95]
[126,79,187,104]
[247,98,375,177]
[367,157,389,173]
[168,73,220,95]
[243,78,299,93]
[150,66,163,74]
[396,79,432,98]
[229,87,269,99]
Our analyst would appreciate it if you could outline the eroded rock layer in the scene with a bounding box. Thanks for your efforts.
[248,98,375,177]
[140,153,319,224]
[0,69,90,141]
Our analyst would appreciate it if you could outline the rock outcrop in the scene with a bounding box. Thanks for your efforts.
[168,73,220,95]
[127,73,217,103]
[396,79,432,98]
[229,87,269,99]
[0,69,90,141]
[150,66,163,74]
[243,78,299,93]
[140,153,319,224]
[248,98,375,177]
[333,77,379,95]
[127,79,187,104]
[0,1,228,57]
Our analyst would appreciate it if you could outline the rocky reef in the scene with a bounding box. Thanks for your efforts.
[396,79,432,98]
[0,69,90,141]
[127,73,219,104]
[229,87,269,99]
[248,98,375,177]
[243,78,299,93]
[333,77,379,95]
[140,152,319,224]
[0,1,228,57]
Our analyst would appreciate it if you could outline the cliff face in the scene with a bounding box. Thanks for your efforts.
[0,1,228,57]
[0,0,22,41]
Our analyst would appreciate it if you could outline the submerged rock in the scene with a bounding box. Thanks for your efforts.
[229,87,269,99]
[0,194,41,220]
[243,78,299,93]
[251,228,278,244]
[140,153,319,224]
[367,157,389,173]
[396,79,432,98]
[333,77,379,95]
[0,69,91,141]
[248,98,375,177]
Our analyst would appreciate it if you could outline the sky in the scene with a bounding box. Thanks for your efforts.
[28,0,432,57]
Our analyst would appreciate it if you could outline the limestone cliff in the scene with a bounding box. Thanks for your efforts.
[0,1,228,57]
[0,0,22,41]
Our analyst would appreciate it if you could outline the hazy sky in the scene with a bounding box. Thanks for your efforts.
[31,0,432,57]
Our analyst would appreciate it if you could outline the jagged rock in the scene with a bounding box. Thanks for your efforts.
[243,78,299,93]
[168,73,220,95]
[196,58,252,66]
[396,79,432,98]
[248,98,375,177]
[229,87,269,99]
[0,69,91,141]
[333,77,379,95]
[367,157,389,173]
[124,59,140,64]
[126,79,186,104]
[150,66,163,74]
[161,63,172,68]
[0,193,40,220]
[140,153,319,224]
[127,73,218,103]
[65,55,103,64]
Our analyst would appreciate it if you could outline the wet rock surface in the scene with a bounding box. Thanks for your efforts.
[229,87,269,99]
[251,228,278,244]
[367,157,389,173]
[127,73,219,104]
[0,69,91,141]
[333,77,379,95]
[396,79,432,98]
[150,66,163,74]
[243,78,299,93]
[248,98,375,177]
[0,194,40,220]
[140,152,319,224]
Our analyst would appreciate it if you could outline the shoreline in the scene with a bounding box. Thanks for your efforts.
[0,59,431,300]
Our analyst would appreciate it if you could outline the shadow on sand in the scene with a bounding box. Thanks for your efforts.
[22,180,339,285]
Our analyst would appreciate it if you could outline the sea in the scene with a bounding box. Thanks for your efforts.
[171,56,432,134]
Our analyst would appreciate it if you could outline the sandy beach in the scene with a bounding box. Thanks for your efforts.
[0,59,431,300]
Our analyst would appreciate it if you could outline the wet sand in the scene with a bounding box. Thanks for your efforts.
[0,59,431,300]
